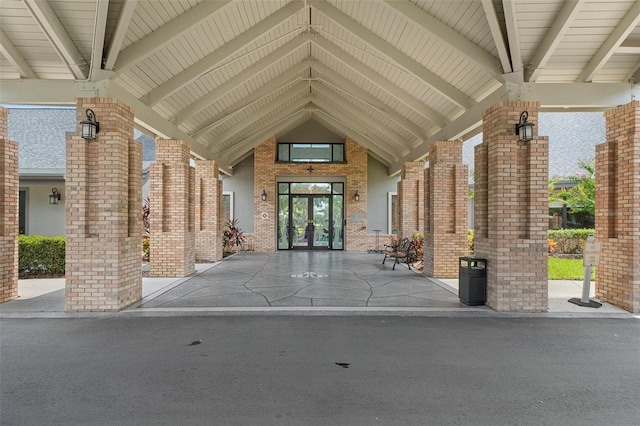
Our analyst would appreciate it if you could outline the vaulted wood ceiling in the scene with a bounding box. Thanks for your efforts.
[2,0,640,174]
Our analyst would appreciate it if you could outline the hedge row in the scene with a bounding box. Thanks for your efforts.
[548,229,594,254]
[467,229,594,255]
[18,235,66,276]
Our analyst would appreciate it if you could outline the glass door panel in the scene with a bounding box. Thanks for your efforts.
[332,195,343,249]
[291,196,309,248]
[278,195,289,250]
[312,196,330,248]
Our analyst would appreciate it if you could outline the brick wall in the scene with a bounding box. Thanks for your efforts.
[595,101,640,313]
[150,139,196,276]
[253,136,368,252]
[0,107,18,303]
[397,162,424,239]
[424,141,468,278]
[474,101,548,312]
[195,160,223,262]
[65,98,142,311]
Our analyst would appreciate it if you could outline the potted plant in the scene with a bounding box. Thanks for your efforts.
[223,218,245,254]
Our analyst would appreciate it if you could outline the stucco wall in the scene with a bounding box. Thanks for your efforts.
[20,181,65,236]
[367,156,399,233]
[221,155,255,233]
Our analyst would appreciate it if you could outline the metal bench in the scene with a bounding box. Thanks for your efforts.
[382,237,417,270]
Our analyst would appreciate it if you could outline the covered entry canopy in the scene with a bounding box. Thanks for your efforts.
[2,0,640,174]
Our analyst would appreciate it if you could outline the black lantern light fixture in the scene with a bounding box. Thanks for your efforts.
[261,189,267,201]
[354,190,360,202]
[515,111,534,142]
[49,188,61,205]
[80,108,100,140]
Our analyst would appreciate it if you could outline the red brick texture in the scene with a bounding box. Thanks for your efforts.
[65,98,142,311]
[474,101,549,312]
[253,136,369,252]
[424,141,469,278]
[595,101,640,313]
[0,107,19,303]
[150,139,196,277]
[195,160,223,262]
[397,162,424,239]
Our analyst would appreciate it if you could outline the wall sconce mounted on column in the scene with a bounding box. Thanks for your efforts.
[49,188,61,205]
[354,190,360,202]
[515,111,534,142]
[80,108,100,140]
[261,189,267,201]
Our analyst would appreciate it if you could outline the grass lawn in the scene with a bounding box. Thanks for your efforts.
[548,257,595,280]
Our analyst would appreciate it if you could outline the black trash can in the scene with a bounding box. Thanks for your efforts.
[459,257,487,306]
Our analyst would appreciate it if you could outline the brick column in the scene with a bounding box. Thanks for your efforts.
[195,160,222,262]
[397,161,424,239]
[474,101,548,312]
[595,102,640,313]
[65,98,142,311]
[150,139,195,277]
[0,107,18,303]
[424,141,468,278]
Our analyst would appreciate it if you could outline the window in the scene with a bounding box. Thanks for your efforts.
[222,191,234,221]
[388,192,398,234]
[277,143,345,163]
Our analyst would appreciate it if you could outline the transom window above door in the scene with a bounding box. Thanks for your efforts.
[277,143,345,163]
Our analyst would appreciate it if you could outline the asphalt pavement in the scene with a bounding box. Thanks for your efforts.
[1,316,639,425]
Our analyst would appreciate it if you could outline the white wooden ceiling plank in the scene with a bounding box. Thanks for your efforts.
[576,0,640,82]
[0,28,38,78]
[174,35,307,124]
[22,0,88,79]
[115,0,232,72]
[383,0,501,77]
[313,1,472,109]
[145,1,304,104]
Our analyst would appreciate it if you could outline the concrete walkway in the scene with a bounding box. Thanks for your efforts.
[0,251,633,317]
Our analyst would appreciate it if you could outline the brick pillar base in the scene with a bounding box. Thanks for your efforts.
[65,98,142,311]
[150,139,195,277]
[595,102,640,313]
[0,107,18,303]
[195,160,222,262]
[424,141,468,278]
[397,162,424,239]
[474,101,548,312]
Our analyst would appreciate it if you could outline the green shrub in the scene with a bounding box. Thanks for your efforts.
[468,229,474,253]
[548,229,594,254]
[19,235,66,276]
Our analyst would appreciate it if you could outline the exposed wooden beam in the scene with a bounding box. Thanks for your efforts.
[526,0,583,82]
[502,0,523,76]
[481,0,512,74]
[89,0,110,79]
[0,28,38,78]
[114,0,232,72]
[215,88,311,145]
[311,83,411,149]
[383,0,502,76]
[174,35,308,124]
[145,1,304,105]
[576,0,640,82]
[22,0,88,79]
[190,61,310,138]
[312,35,448,127]
[310,61,428,140]
[103,0,137,71]
[313,1,473,109]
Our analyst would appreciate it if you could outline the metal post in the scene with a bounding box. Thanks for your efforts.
[568,234,602,308]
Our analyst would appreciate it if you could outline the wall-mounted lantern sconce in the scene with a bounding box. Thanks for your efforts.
[80,108,100,140]
[49,188,61,205]
[515,111,534,142]
[354,190,360,202]
[261,189,267,201]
